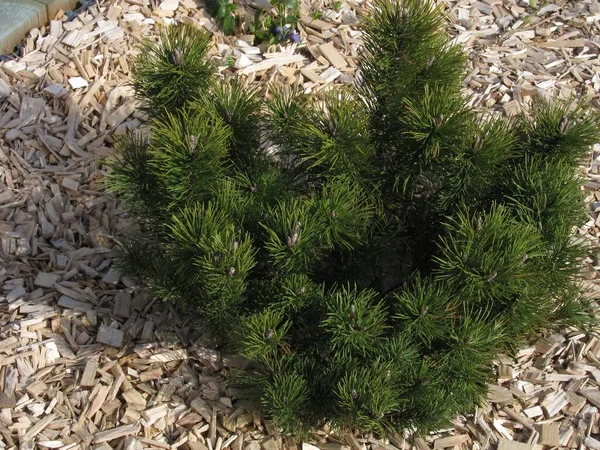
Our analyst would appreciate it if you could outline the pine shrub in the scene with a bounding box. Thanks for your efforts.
[105,0,600,438]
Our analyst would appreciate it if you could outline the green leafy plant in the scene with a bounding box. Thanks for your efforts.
[206,0,240,35]
[106,0,600,440]
[271,0,299,29]
[249,0,300,44]
[249,12,274,44]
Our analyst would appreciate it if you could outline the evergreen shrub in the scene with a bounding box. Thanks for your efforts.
[106,0,600,438]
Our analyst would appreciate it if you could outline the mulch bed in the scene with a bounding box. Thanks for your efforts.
[1,0,600,449]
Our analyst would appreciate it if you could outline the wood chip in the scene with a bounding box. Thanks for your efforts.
[538,422,560,446]
[33,273,60,288]
[318,42,348,69]
[433,435,469,448]
[81,360,99,387]
[93,424,141,443]
[300,18,334,31]
[497,440,534,450]
[97,325,124,347]
[68,76,89,89]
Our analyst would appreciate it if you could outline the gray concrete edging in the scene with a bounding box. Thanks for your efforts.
[0,0,80,55]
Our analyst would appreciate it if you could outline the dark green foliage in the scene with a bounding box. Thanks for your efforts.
[106,0,600,440]
[150,104,231,207]
[166,203,256,320]
[239,309,292,362]
[205,0,239,35]
[259,177,373,275]
[435,205,543,309]
[104,134,164,223]
[131,24,214,115]
[401,85,471,165]
[209,78,263,168]
[517,98,600,165]
[323,286,388,358]
[503,155,586,243]
[359,0,464,101]
[438,117,517,211]
[393,275,457,347]
[293,91,374,181]
[262,372,310,434]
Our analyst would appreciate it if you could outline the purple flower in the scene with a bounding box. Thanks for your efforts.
[274,24,300,43]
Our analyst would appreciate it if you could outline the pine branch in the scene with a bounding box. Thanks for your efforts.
[149,102,231,209]
[106,3,599,436]
[322,285,388,358]
[392,275,458,348]
[517,97,600,166]
[239,309,292,363]
[292,90,375,183]
[503,155,586,243]
[103,133,166,226]
[132,24,215,115]
[208,77,264,169]
[435,205,543,310]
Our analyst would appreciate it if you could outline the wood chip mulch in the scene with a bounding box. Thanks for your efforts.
[1,0,600,449]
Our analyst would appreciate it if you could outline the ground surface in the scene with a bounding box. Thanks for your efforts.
[0,0,80,55]
[1,0,600,449]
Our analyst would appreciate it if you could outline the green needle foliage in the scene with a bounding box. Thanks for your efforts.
[131,24,215,116]
[106,0,600,439]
